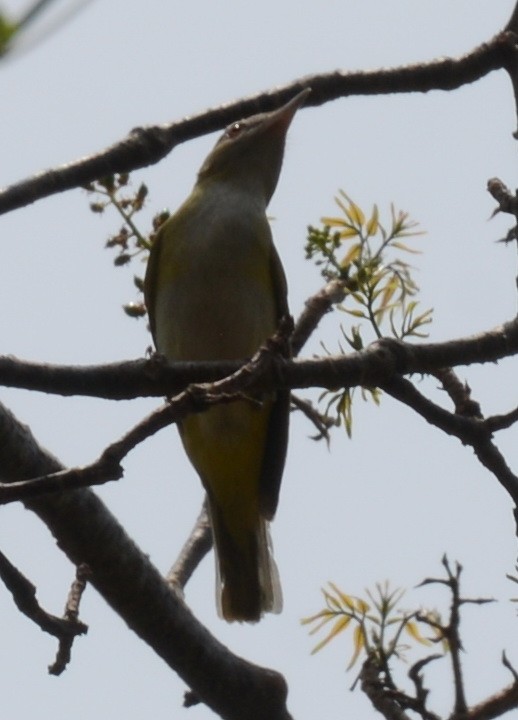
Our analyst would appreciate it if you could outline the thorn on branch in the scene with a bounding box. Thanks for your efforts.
[503,651,518,682]
[487,177,518,249]
[433,368,482,418]
[183,689,201,707]
[488,177,518,219]
[467,650,518,719]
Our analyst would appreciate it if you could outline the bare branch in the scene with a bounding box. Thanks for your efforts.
[468,652,518,720]
[485,406,518,432]
[503,2,518,138]
[416,559,518,720]
[0,402,293,720]
[291,279,346,356]
[166,500,212,591]
[0,323,292,504]
[48,563,91,676]
[291,394,335,443]
[407,656,443,720]
[470,440,518,526]
[360,657,413,720]
[0,552,88,675]
[0,548,88,639]
[1,31,517,215]
[432,368,482,418]
[4,313,518,401]
[487,178,518,218]
[442,558,467,716]
[380,376,518,512]
[502,651,518,682]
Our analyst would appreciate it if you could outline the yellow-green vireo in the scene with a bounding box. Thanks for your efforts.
[145,88,310,621]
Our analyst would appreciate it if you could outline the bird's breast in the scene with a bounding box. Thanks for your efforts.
[153,188,278,362]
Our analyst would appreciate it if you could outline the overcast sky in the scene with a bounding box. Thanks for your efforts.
[1,1,518,719]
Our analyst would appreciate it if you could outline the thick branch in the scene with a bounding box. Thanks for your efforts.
[2,314,518,399]
[1,31,517,215]
[0,402,292,720]
[360,657,413,720]
[0,326,293,504]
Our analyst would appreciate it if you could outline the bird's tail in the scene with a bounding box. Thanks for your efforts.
[209,501,282,623]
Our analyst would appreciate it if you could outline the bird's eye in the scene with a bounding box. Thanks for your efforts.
[226,121,245,138]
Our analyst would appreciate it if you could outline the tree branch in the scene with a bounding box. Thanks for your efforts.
[0,548,88,673]
[360,656,414,720]
[0,402,293,720]
[0,323,294,504]
[291,279,346,356]
[1,30,517,216]
[166,500,213,591]
[48,563,91,676]
[381,375,518,512]
[3,312,518,400]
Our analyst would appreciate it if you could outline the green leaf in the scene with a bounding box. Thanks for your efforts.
[346,624,366,669]
[365,205,379,236]
[339,226,360,238]
[311,615,352,655]
[321,216,350,227]
[344,309,368,319]
[301,608,335,629]
[391,240,422,254]
[328,583,359,611]
[345,201,365,227]
[405,620,433,646]
[340,243,362,268]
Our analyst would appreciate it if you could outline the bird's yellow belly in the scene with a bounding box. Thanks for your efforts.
[153,229,278,528]
[181,399,271,529]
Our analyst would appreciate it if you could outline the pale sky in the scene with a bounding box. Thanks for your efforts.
[1,1,518,719]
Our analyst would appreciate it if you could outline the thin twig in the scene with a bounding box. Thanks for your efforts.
[467,651,518,720]
[0,324,290,504]
[291,394,335,443]
[380,375,518,512]
[166,500,212,591]
[48,563,91,675]
[291,279,346,356]
[0,549,88,675]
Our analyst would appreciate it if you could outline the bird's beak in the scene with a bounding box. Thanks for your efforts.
[262,88,311,135]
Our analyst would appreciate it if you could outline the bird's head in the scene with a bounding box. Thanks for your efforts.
[198,88,311,204]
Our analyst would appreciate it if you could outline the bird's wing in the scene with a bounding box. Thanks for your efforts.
[259,243,290,521]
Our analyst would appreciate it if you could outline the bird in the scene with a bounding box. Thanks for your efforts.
[144,88,310,621]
